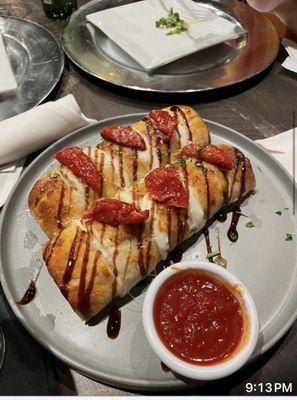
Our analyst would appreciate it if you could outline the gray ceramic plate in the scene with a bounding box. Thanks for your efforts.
[61,0,279,93]
[0,114,296,390]
[0,16,64,121]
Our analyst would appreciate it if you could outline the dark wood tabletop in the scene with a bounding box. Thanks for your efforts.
[1,0,297,395]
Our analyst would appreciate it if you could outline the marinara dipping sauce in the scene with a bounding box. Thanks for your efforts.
[153,269,245,366]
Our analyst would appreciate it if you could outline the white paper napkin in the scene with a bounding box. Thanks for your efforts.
[0,33,17,94]
[282,38,297,73]
[0,159,25,207]
[256,128,296,178]
[87,0,246,71]
[0,94,96,207]
[0,163,17,173]
[0,94,95,165]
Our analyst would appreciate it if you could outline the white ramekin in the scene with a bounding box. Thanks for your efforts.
[142,261,259,381]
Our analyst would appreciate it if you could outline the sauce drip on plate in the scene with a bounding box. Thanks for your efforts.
[153,269,244,365]
[163,247,183,268]
[203,229,213,263]
[161,361,171,372]
[16,281,37,305]
[227,207,241,242]
[107,307,121,339]
[216,210,227,222]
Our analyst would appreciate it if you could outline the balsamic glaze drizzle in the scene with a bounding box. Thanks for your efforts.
[62,228,85,298]
[216,210,228,222]
[203,229,213,263]
[161,362,171,372]
[107,307,121,339]
[57,183,65,229]
[78,251,99,313]
[118,147,125,188]
[227,206,241,242]
[163,247,183,268]
[16,281,37,305]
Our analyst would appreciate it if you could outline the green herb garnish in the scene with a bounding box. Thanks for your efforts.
[284,207,289,210]
[285,233,294,241]
[245,221,255,228]
[257,166,262,172]
[156,8,188,36]
[235,151,245,162]
[207,250,221,258]
[177,157,186,168]
[275,211,282,216]
[195,160,208,173]
[236,211,249,218]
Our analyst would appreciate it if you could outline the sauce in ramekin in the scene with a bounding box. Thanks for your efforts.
[153,269,244,365]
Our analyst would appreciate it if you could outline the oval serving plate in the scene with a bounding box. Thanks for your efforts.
[0,114,296,390]
[61,0,279,93]
[0,16,64,121]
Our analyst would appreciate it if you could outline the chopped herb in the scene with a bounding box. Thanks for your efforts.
[155,8,188,36]
[235,151,245,162]
[236,211,249,218]
[215,256,227,268]
[275,211,282,215]
[257,166,262,172]
[207,250,221,258]
[228,231,238,242]
[285,233,294,241]
[196,147,204,155]
[166,25,188,35]
[177,157,186,168]
[245,221,255,228]
[195,160,208,173]
[284,207,289,210]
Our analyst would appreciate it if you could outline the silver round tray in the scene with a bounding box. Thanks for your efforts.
[0,16,64,121]
[0,114,296,390]
[61,0,279,93]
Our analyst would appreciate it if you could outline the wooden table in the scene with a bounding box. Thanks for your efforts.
[1,0,297,395]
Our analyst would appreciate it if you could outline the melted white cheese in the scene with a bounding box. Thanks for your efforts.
[188,186,206,236]
[178,119,190,148]
[116,188,133,203]
[59,167,86,209]
[153,217,170,260]
[143,197,170,260]
[136,130,151,168]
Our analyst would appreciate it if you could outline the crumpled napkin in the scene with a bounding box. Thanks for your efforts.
[0,94,95,165]
[0,159,24,208]
[0,94,96,207]
[0,33,17,94]
[256,128,296,178]
[282,38,297,73]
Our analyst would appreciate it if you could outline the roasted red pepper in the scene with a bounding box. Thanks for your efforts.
[101,125,146,151]
[149,110,178,141]
[83,199,149,226]
[55,147,102,193]
[180,144,233,170]
[145,166,188,208]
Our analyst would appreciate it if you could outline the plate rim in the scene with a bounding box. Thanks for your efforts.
[60,0,279,93]
[0,114,296,390]
[0,15,65,118]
